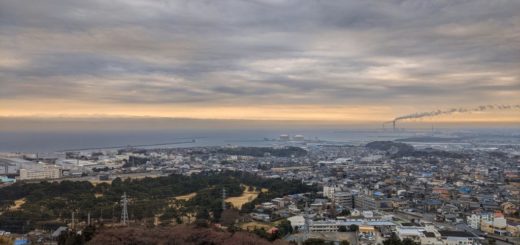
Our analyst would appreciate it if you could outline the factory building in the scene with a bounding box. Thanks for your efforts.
[293,135,305,141]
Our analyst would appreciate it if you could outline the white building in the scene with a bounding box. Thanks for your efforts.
[467,213,483,230]
[323,185,337,199]
[396,225,443,245]
[308,219,396,232]
[439,231,479,245]
[19,165,61,180]
[287,215,305,230]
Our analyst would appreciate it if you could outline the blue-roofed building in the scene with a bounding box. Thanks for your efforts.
[0,176,16,183]
[14,239,29,245]
[421,172,433,177]
[458,186,471,194]
[374,191,384,197]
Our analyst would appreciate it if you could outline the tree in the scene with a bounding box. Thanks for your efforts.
[338,225,348,232]
[383,234,419,245]
[241,202,255,212]
[196,209,210,220]
[195,218,209,228]
[340,241,350,245]
[220,208,240,227]
[349,224,359,232]
[253,228,269,239]
[303,238,327,245]
[402,238,419,245]
[276,219,293,238]
[383,235,402,245]
[82,225,96,242]
[58,231,85,245]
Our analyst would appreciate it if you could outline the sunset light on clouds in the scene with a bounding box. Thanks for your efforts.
[1,0,519,123]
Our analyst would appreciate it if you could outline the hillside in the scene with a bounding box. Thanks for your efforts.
[87,226,288,245]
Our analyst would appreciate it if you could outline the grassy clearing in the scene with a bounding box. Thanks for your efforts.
[174,192,197,201]
[225,185,261,209]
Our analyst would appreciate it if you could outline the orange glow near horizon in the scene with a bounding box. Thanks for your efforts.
[1,99,519,123]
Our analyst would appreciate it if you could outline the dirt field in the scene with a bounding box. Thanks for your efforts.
[89,180,112,186]
[174,192,197,201]
[225,185,262,209]
[9,198,26,210]
[240,221,273,231]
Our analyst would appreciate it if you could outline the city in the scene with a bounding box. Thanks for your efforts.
[1,0,520,244]
[1,130,519,244]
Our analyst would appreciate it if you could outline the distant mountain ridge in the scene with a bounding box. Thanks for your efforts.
[366,141,466,159]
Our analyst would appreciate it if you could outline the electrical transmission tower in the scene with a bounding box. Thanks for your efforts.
[121,192,129,225]
[303,202,310,242]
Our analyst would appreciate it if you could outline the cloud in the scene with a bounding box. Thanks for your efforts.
[0,0,519,118]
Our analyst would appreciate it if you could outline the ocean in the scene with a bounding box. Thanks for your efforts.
[0,128,404,153]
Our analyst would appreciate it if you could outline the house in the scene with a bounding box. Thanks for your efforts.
[480,211,507,235]
[250,213,270,222]
[272,198,286,208]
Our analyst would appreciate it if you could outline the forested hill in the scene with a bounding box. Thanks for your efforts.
[0,171,316,233]
[365,141,415,155]
[216,146,307,157]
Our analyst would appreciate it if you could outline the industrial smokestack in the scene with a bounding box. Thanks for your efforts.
[392,120,396,131]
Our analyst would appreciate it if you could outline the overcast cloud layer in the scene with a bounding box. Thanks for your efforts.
[1,0,520,117]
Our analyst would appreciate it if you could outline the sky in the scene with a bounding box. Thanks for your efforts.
[1,0,519,123]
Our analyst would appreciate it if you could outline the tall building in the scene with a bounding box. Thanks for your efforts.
[333,192,354,209]
[354,194,378,210]
[323,185,338,199]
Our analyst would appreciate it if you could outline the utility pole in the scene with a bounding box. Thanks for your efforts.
[331,197,337,218]
[121,192,129,225]
[88,211,91,225]
[222,188,226,210]
[71,211,75,230]
[112,205,115,223]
